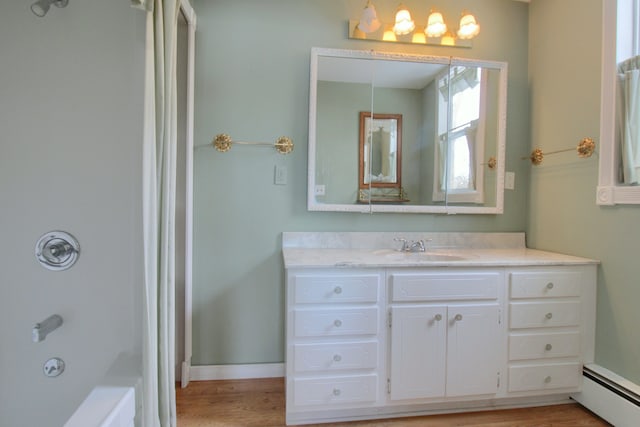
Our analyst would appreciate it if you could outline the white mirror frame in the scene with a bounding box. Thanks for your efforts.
[307,47,508,214]
[597,0,640,205]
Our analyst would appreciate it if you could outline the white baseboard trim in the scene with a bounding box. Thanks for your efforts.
[189,363,285,381]
[180,360,191,388]
[572,364,640,427]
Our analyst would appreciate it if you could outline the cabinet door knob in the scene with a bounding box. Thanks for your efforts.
[454,314,463,321]
[334,286,342,294]
[333,354,342,362]
[546,282,554,290]
[545,312,553,320]
[333,388,341,396]
[544,376,552,384]
[334,319,342,327]
[545,343,553,351]
[434,314,442,321]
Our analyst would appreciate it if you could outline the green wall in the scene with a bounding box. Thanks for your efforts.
[528,0,640,384]
[316,82,425,204]
[191,0,529,365]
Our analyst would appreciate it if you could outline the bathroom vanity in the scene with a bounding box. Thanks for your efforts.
[283,232,597,425]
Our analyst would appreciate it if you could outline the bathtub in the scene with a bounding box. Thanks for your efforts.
[65,353,142,427]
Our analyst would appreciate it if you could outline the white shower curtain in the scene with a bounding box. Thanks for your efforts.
[618,55,640,184]
[138,0,180,426]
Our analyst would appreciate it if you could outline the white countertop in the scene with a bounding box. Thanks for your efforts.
[283,247,599,268]
[282,232,598,269]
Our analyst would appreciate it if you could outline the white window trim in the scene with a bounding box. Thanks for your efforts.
[597,0,640,205]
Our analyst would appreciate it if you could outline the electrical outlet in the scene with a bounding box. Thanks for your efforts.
[314,184,325,196]
[274,165,287,185]
[505,171,515,190]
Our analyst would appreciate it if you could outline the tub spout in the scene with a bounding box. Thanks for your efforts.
[32,314,63,342]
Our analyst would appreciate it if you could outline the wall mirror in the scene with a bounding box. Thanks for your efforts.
[358,112,406,203]
[308,47,508,214]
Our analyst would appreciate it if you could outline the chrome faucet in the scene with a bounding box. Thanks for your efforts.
[409,240,426,252]
[394,238,427,252]
[32,314,63,342]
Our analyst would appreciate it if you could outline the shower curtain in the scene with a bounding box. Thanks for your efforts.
[618,55,640,184]
[137,0,180,425]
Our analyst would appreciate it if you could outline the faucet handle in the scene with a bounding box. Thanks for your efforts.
[393,238,408,251]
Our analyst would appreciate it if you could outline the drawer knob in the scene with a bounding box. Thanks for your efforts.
[334,319,342,327]
[545,343,553,351]
[454,314,463,321]
[544,376,552,384]
[334,286,342,294]
[333,354,342,362]
[546,282,554,290]
[434,314,442,321]
[333,388,341,396]
[545,312,553,320]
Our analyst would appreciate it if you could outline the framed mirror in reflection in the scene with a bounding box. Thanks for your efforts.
[308,47,507,214]
[358,112,409,204]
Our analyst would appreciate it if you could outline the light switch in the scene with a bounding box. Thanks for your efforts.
[505,171,515,190]
[274,165,287,185]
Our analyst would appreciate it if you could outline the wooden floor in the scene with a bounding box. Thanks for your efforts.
[176,378,610,427]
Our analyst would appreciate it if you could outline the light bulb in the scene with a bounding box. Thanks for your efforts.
[425,11,447,38]
[393,4,415,35]
[357,0,381,33]
[412,26,426,44]
[458,12,480,39]
[383,25,397,41]
[441,31,456,46]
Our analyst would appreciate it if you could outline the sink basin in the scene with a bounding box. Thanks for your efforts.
[371,249,467,261]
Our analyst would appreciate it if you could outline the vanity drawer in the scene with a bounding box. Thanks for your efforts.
[509,332,580,360]
[508,362,582,392]
[293,341,378,372]
[292,273,380,304]
[510,271,581,299]
[509,301,580,329]
[294,307,378,337]
[293,374,378,407]
[390,271,500,302]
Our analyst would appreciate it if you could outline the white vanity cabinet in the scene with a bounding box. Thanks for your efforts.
[282,235,597,426]
[285,269,386,419]
[506,266,596,395]
[388,270,504,401]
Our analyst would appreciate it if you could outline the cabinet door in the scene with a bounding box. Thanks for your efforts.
[389,305,447,400]
[446,304,501,397]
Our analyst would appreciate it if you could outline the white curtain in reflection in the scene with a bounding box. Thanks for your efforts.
[465,120,478,189]
[618,55,640,184]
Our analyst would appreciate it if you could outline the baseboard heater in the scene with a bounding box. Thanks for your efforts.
[572,364,640,427]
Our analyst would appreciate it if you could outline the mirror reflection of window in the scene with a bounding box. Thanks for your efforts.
[433,66,486,204]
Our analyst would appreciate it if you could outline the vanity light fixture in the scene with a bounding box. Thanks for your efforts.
[350,1,479,48]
